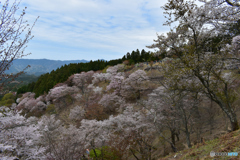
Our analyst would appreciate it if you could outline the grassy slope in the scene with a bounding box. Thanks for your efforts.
[160,129,240,160]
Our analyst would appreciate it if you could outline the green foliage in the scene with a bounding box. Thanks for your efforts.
[0,93,15,107]
[1,93,15,101]
[121,49,162,64]
[129,59,135,65]
[90,148,101,158]
[107,59,122,66]
[102,65,110,73]
[90,146,121,160]
[46,104,57,115]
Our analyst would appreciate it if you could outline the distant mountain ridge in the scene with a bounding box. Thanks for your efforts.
[6,59,89,76]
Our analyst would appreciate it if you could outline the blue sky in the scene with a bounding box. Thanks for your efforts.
[15,0,170,61]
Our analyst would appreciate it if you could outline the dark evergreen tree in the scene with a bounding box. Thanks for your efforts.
[140,49,146,61]
[126,52,131,59]
[122,55,126,61]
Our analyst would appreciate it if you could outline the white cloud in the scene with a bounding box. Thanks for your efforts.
[17,0,170,60]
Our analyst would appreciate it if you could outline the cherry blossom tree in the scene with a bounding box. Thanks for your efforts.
[145,85,203,149]
[72,71,94,94]
[0,106,45,159]
[89,84,102,94]
[78,84,107,120]
[16,92,36,111]
[46,85,79,101]
[37,115,86,160]
[69,105,85,121]
[148,0,240,131]
[99,92,125,114]
[92,72,111,85]
[121,69,149,100]
[46,85,80,110]
[106,64,125,75]
[145,86,179,152]
[106,72,125,95]
[80,106,156,159]
[53,82,66,88]
[232,35,240,55]
[15,92,47,117]
[108,106,156,159]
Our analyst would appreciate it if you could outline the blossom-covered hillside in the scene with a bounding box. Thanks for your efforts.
[1,56,240,159]
[1,63,162,159]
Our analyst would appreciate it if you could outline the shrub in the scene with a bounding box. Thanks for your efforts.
[102,65,110,73]
[0,93,15,107]
[90,146,121,160]
[46,104,57,115]
[123,60,129,65]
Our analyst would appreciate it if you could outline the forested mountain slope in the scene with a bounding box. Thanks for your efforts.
[16,49,159,97]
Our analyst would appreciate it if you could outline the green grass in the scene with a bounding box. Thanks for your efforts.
[160,130,240,160]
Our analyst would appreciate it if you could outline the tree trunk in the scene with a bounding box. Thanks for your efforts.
[101,147,104,160]
[230,119,239,131]
[183,115,192,148]
[195,70,240,131]
[176,129,180,141]
[130,149,140,160]
[221,104,239,131]
[148,147,152,160]
[230,111,239,131]
[171,143,177,152]
[154,122,177,152]
[137,90,140,100]
[186,131,192,148]
[93,149,98,160]
[171,130,176,145]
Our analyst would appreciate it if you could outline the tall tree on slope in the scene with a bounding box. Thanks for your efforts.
[148,0,240,131]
